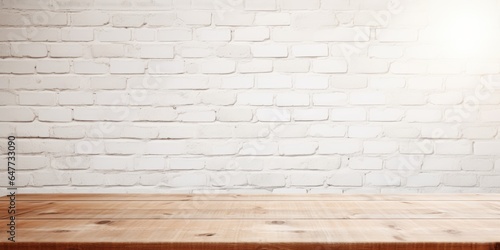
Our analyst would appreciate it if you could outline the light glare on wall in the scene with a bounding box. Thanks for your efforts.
[434,1,500,57]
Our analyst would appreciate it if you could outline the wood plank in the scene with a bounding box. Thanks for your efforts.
[2,200,500,220]
[1,242,497,250]
[1,194,499,250]
[2,219,500,243]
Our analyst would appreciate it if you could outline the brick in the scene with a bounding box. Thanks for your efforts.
[274,124,308,138]
[110,60,146,74]
[134,107,177,121]
[217,108,253,122]
[158,28,192,41]
[331,75,368,89]
[256,75,292,89]
[369,77,405,89]
[295,75,329,89]
[407,77,443,90]
[133,29,156,41]
[248,173,285,187]
[474,142,500,155]
[391,61,427,74]
[407,173,441,187]
[369,108,404,122]
[312,59,348,73]
[422,157,460,171]
[429,92,463,105]
[349,58,389,73]
[318,139,361,154]
[245,0,277,10]
[363,141,398,154]
[19,92,57,106]
[49,44,84,58]
[43,28,69,43]
[158,125,197,139]
[176,43,211,58]
[32,172,70,186]
[200,91,236,105]
[73,107,130,121]
[51,125,86,139]
[347,125,381,138]
[292,44,328,57]
[366,172,400,186]
[276,93,309,107]
[313,27,370,42]
[435,140,472,155]
[36,60,70,74]
[481,176,500,187]
[221,75,254,89]
[11,43,47,58]
[200,59,236,74]
[112,14,145,27]
[177,11,212,25]
[144,140,186,155]
[279,141,318,156]
[71,173,104,186]
[195,28,230,41]
[38,108,72,122]
[96,28,131,42]
[73,61,109,74]
[178,110,215,122]
[104,174,140,186]
[405,109,442,122]
[91,44,125,58]
[281,0,320,10]
[167,173,207,187]
[0,107,34,121]
[376,29,418,42]
[292,12,338,28]
[148,60,185,74]
[147,13,176,26]
[312,93,347,106]
[254,13,291,25]
[290,172,325,186]
[0,91,16,105]
[256,108,291,122]
[274,59,309,73]
[349,157,383,170]
[293,109,329,121]
[330,108,366,121]
[0,60,35,74]
[252,44,288,58]
[214,11,255,26]
[134,157,166,170]
[169,158,204,170]
[327,173,363,187]
[237,93,274,105]
[442,174,477,187]
[95,91,129,106]
[462,127,497,139]
[309,124,346,137]
[58,92,94,105]
[350,92,386,105]
[461,158,494,171]
[216,44,251,58]
[400,140,434,154]
[70,12,109,26]
[91,156,134,171]
[61,28,93,41]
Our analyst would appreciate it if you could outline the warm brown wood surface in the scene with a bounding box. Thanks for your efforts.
[1,194,500,250]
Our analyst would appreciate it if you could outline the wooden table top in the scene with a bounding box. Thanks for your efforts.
[1,193,500,250]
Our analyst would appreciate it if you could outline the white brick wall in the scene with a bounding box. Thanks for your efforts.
[1,0,500,195]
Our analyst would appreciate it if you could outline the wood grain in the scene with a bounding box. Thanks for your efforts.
[0,194,499,250]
